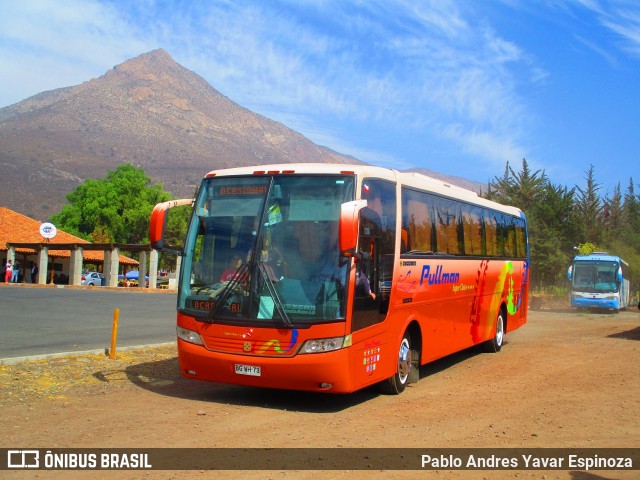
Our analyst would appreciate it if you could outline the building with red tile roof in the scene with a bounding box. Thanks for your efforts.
[1,206,138,284]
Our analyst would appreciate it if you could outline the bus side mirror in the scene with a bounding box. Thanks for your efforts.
[150,198,193,253]
[567,266,573,281]
[617,267,623,283]
[339,200,367,256]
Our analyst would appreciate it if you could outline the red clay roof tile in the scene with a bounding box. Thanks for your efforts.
[1,206,138,265]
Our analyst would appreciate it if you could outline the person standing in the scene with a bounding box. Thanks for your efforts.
[4,260,12,283]
[11,261,20,282]
[31,263,39,283]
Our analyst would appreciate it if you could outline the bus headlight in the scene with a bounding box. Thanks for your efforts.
[300,335,351,354]
[177,326,205,346]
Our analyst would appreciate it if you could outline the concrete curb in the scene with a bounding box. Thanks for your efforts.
[0,283,176,293]
[0,342,175,365]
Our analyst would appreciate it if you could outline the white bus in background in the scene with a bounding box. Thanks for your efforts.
[568,253,630,312]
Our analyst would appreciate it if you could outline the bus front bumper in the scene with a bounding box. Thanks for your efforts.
[571,296,619,310]
[177,339,355,393]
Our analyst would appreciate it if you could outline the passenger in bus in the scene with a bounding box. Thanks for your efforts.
[355,250,376,300]
[220,255,247,282]
[356,270,376,300]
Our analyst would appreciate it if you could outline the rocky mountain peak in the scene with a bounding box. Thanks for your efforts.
[0,50,358,219]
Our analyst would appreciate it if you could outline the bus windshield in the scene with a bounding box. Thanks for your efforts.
[179,174,355,326]
[571,260,619,293]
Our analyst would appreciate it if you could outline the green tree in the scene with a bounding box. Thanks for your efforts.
[602,183,625,245]
[619,178,640,294]
[486,159,583,290]
[530,182,577,288]
[51,164,174,244]
[574,165,603,245]
[485,158,547,209]
[487,159,563,289]
[486,160,640,296]
[576,242,597,255]
[622,178,640,251]
[485,161,514,203]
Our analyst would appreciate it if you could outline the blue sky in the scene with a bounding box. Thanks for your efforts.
[1,1,639,195]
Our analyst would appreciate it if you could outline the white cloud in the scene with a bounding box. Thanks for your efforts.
[0,0,150,106]
[573,0,640,57]
[601,8,640,56]
[574,34,620,67]
[443,124,526,169]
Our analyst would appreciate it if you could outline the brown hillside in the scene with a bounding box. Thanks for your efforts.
[0,49,359,220]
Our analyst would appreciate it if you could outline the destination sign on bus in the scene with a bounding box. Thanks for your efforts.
[218,186,267,196]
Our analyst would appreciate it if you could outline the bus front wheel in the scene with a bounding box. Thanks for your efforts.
[482,309,504,353]
[380,331,413,395]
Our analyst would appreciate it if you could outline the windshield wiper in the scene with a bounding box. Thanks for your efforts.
[258,261,292,328]
[208,262,249,320]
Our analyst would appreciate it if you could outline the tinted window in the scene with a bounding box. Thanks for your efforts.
[401,187,526,259]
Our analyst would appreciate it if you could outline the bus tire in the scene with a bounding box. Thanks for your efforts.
[379,331,413,395]
[482,309,504,353]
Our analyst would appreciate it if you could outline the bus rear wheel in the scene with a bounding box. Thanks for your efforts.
[482,310,504,353]
[380,331,413,395]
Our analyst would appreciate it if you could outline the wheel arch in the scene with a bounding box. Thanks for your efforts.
[378,317,423,394]
[499,301,508,334]
[405,318,423,366]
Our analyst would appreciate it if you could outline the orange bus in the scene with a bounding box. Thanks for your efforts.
[150,164,529,394]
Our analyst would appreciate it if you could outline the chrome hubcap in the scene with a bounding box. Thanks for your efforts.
[398,337,411,384]
[496,314,504,346]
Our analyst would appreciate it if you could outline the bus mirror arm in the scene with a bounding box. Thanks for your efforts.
[339,200,367,255]
[150,198,193,254]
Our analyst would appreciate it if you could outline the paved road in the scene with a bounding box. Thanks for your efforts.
[0,285,178,360]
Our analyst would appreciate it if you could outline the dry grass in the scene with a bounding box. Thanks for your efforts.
[0,345,178,405]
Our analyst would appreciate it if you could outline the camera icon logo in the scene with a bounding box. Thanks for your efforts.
[7,450,40,469]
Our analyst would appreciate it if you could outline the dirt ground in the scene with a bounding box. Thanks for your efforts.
[1,308,639,480]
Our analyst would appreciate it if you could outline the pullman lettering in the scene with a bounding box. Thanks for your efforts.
[420,265,460,285]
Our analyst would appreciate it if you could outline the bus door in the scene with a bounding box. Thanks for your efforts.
[352,207,384,331]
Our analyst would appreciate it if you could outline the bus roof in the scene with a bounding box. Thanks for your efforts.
[203,163,523,217]
[573,253,625,263]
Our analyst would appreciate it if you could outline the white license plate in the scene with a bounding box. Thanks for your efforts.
[235,364,261,376]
